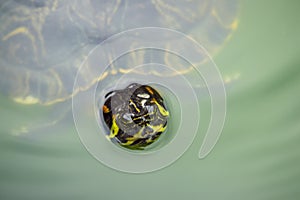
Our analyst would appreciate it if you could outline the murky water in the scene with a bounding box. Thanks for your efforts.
[1,0,300,199]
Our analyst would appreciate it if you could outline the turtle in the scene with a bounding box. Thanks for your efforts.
[0,0,239,139]
[102,83,169,150]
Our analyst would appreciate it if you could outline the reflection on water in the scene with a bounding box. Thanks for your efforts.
[1,0,300,199]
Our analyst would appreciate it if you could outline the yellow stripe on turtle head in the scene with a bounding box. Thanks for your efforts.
[108,116,119,138]
[152,98,169,117]
[130,99,140,113]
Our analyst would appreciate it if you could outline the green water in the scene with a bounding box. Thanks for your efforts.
[1,0,300,199]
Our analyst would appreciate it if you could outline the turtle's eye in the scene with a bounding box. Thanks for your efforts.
[102,83,169,150]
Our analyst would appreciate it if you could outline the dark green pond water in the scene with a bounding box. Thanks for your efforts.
[1,0,300,199]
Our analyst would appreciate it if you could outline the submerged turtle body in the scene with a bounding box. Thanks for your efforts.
[0,0,238,105]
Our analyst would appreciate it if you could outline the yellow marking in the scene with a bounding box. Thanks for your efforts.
[145,124,167,144]
[130,99,140,113]
[121,140,134,146]
[211,8,222,25]
[211,7,232,29]
[108,116,119,138]
[2,26,39,64]
[102,105,110,113]
[126,137,136,141]
[132,113,151,121]
[145,86,154,95]
[3,27,28,41]
[134,127,145,138]
[230,19,239,30]
[152,98,169,117]
[148,123,167,133]
[211,8,239,31]
[119,68,132,74]
[99,71,109,81]
[152,0,195,27]
[13,96,40,104]
[146,138,154,143]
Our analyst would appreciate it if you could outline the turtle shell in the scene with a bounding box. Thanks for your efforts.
[0,0,238,105]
